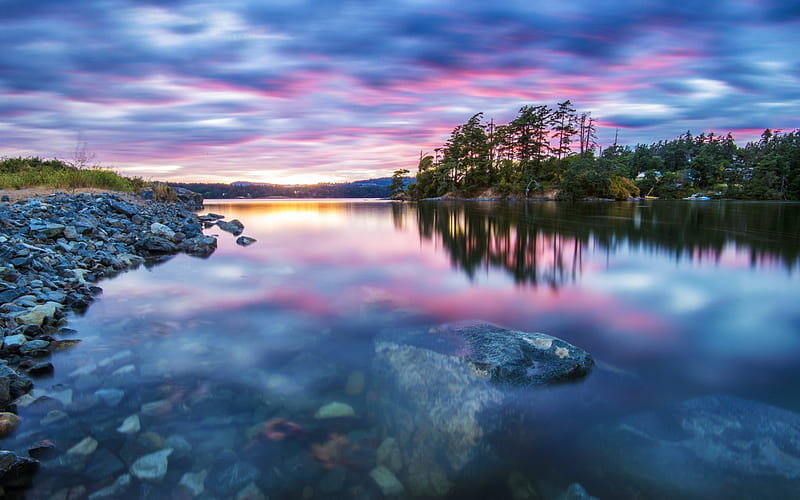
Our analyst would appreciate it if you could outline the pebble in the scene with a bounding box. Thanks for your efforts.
[314,401,356,419]
[179,469,208,497]
[67,436,98,456]
[94,388,125,407]
[370,465,405,495]
[129,448,173,481]
[117,414,141,434]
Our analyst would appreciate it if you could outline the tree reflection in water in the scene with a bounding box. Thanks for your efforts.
[397,200,800,287]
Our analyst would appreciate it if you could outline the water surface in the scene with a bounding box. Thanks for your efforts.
[8,199,800,499]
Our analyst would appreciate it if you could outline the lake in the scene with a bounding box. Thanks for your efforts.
[7,199,800,499]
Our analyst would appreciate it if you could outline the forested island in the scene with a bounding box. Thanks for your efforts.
[394,101,800,201]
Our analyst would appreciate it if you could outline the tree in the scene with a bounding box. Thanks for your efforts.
[551,100,578,180]
[511,104,552,182]
[390,168,410,199]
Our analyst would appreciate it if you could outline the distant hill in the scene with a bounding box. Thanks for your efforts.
[170,177,412,199]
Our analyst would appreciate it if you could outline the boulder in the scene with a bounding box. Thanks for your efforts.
[370,321,594,497]
[136,236,178,255]
[582,395,800,499]
[423,321,594,386]
[179,235,217,257]
[172,187,204,210]
[149,222,175,240]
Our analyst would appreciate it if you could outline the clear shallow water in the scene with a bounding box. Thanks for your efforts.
[6,199,800,499]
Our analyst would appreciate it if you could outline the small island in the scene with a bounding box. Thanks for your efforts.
[390,102,800,201]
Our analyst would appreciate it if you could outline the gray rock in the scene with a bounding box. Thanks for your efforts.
[19,339,50,357]
[235,235,257,246]
[583,395,800,499]
[420,321,594,386]
[30,222,65,239]
[136,236,178,254]
[63,225,80,241]
[216,219,245,235]
[2,334,27,351]
[179,235,217,257]
[106,198,137,217]
[149,222,175,240]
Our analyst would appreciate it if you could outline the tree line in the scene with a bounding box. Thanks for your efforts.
[395,101,800,201]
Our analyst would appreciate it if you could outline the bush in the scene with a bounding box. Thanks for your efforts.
[608,175,640,200]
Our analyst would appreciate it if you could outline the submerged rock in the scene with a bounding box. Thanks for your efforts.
[117,414,140,434]
[315,401,355,419]
[370,465,405,496]
[129,448,172,481]
[179,469,207,497]
[370,321,594,497]
[582,395,800,499]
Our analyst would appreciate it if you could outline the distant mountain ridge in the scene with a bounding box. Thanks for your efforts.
[169,177,411,199]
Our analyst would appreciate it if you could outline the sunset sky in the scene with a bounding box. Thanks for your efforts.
[1,1,798,184]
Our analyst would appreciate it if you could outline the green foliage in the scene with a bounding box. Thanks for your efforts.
[0,156,139,192]
[413,104,800,201]
[390,168,410,198]
[608,175,640,200]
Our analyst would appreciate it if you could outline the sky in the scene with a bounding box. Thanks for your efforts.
[1,0,799,184]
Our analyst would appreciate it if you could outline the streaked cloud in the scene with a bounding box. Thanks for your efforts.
[0,0,797,183]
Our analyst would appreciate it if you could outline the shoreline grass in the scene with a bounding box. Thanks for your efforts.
[0,156,147,193]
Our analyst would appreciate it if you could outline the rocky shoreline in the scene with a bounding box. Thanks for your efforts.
[0,188,234,491]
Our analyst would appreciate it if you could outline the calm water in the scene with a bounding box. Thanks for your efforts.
[6,200,800,499]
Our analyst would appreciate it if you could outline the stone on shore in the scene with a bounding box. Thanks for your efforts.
[216,219,245,235]
[150,222,175,240]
